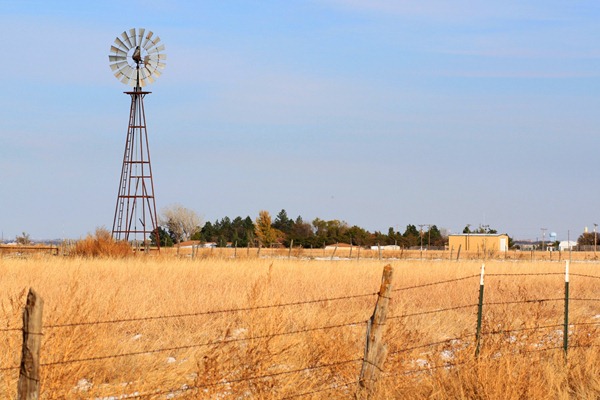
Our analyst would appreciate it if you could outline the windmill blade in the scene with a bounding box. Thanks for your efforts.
[157,62,166,69]
[121,74,131,85]
[143,68,155,84]
[142,31,154,49]
[129,28,137,46]
[156,54,167,60]
[114,37,129,51]
[109,55,127,62]
[148,36,161,48]
[137,28,145,48]
[122,65,135,79]
[145,56,159,65]
[139,74,148,87]
[110,46,127,57]
[145,62,158,74]
[148,44,166,54]
[109,61,128,71]
[114,70,129,84]
[121,31,133,48]
[138,67,148,80]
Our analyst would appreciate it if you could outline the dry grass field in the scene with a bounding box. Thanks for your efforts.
[1,253,599,399]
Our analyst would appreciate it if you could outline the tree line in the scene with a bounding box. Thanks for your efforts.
[153,208,449,249]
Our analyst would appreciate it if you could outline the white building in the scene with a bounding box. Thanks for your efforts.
[558,241,577,251]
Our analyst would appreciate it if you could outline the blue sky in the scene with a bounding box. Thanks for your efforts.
[1,0,599,241]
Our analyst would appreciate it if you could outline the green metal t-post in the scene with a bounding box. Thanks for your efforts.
[475,263,485,357]
[563,260,570,356]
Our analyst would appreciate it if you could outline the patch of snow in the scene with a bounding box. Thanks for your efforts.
[75,378,92,392]
[415,359,429,367]
[231,327,248,338]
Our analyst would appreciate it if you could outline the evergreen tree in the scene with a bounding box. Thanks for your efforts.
[273,209,293,234]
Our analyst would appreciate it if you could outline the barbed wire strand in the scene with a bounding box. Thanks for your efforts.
[388,334,473,356]
[486,273,564,277]
[570,321,600,327]
[570,273,600,280]
[484,298,563,306]
[0,327,21,332]
[389,360,468,377]
[128,358,363,399]
[393,274,480,292]
[388,304,478,320]
[42,319,367,367]
[569,298,600,303]
[481,323,564,336]
[44,292,377,330]
[522,345,563,354]
[280,379,360,399]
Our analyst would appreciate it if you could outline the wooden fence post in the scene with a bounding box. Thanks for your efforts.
[356,264,393,400]
[18,288,44,400]
[331,243,338,261]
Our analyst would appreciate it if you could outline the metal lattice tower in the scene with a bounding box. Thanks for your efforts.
[108,28,166,248]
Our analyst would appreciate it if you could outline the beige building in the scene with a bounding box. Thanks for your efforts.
[448,233,509,252]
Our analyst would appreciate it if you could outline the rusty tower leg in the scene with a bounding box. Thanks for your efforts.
[112,88,160,249]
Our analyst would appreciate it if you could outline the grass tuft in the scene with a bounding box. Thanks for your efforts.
[71,228,132,258]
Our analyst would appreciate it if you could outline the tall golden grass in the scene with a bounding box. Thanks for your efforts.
[0,255,599,399]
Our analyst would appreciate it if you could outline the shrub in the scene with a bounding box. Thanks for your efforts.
[71,228,132,258]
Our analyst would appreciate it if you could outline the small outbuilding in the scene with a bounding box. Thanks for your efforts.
[448,233,509,253]
[558,240,577,251]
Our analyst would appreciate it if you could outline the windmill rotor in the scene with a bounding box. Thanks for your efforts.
[108,28,166,88]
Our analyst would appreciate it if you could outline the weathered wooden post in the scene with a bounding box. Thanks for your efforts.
[18,288,44,400]
[356,264,393,400]
[331,243,338,260]
[456,244,462,261]
[288,239,293,260]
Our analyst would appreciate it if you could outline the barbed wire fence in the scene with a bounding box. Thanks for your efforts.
[2,262,600,399]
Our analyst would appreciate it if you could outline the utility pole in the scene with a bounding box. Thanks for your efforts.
[418,224,426,251]
[541,228,547,251]
[427,224,432,250]
[594,224,598,254]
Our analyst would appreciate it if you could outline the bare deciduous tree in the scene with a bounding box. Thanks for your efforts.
[16,232,32,245]
[160,204,204,244]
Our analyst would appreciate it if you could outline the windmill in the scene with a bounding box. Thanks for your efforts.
[108,28,166,249]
